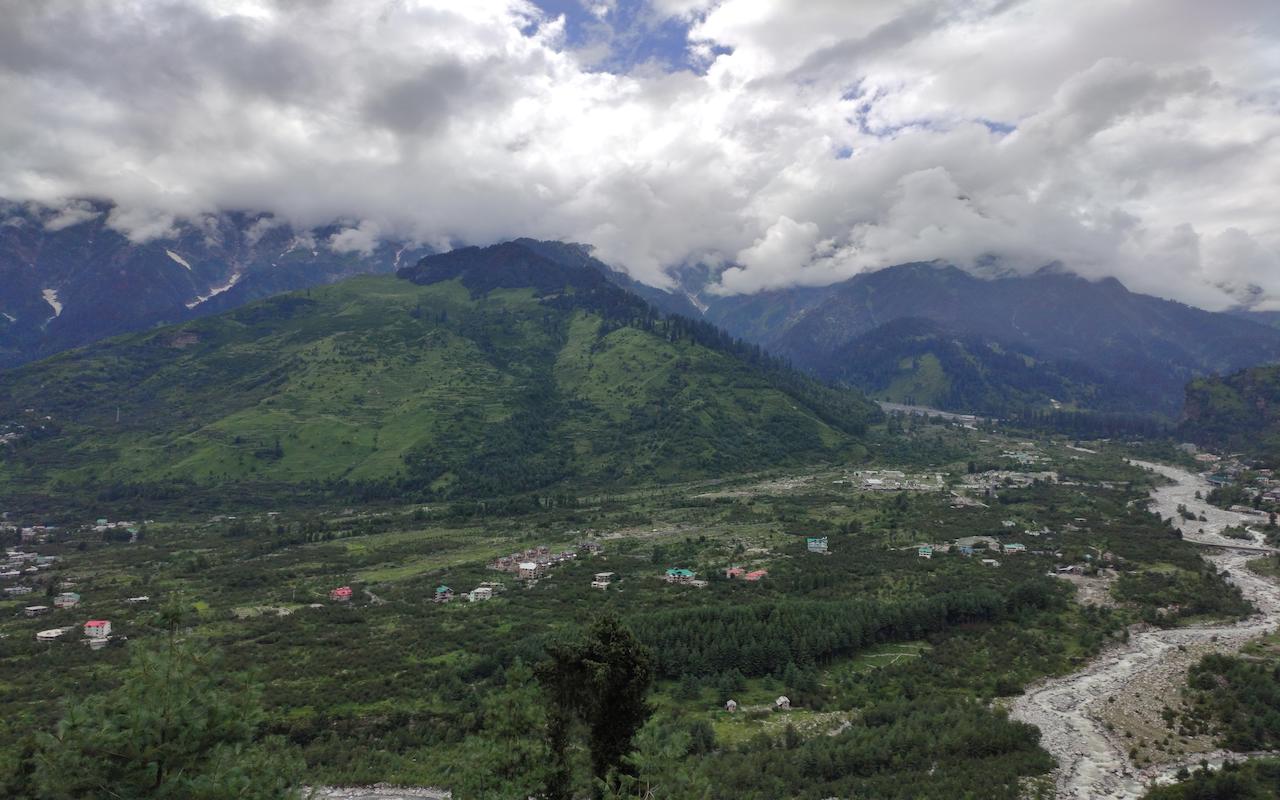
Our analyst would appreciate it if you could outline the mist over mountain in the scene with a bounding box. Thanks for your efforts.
[0,200,432,367]
[5,201,1278,418]
[3,2,1278,313]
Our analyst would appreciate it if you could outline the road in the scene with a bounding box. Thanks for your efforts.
[1008,460,1280,799]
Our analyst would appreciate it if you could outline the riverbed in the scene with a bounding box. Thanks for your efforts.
[1008,460,1280,799]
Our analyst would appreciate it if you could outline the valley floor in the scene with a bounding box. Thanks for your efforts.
[3,426,1277,799]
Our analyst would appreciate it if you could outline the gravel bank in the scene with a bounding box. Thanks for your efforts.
[1008,461,1280,799]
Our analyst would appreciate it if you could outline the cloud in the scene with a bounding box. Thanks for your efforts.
[0,0,1276,310]
[328,219,383,255]
[41,198,102,231]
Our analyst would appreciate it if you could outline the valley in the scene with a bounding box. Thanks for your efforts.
[5,407,1279,798]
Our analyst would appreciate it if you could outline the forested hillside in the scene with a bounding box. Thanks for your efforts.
[822,317,1126,414]
[0,242,878,512]
[1181,365,1280,462]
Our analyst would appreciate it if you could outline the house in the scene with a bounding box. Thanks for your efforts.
[329,586,353,602]
[957,545,975,556]
[591,572,615,589]
[518,561,541,580]
[36,628,70,642]
[24,605,49,617]
[4,585,32,596]
[1003,543,1027,554]
[725,567,745,579]
[724,699,738,713]
[981,558,1001,567]
[774,696,791,710]
[0,570,19,580]
[468,586,494,602]
[806,537,828,554]
[664,568,695,584]
[744,569,768,582]
[918,546,933,559]
[1229,505,1266,517]
[434,585,453,603]
[125,596,150,604]
[54,592,80,609]
[83,620,111,639]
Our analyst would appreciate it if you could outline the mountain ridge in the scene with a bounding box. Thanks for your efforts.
[0,241,878,513]
[704,263,1280,416]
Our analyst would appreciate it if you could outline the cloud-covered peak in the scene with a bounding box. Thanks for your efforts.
[0,0,1276,310]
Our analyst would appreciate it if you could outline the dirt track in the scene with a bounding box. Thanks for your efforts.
[1008,461,1280,799]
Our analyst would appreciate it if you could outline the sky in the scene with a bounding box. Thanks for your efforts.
[1,0,1278,310]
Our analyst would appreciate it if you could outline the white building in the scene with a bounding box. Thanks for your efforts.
[591,572,615,589]
[468,586,494,602]
[84,620,111,639]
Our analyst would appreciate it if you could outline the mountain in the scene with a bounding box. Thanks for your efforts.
[509,238,705,319]
[704,263,1280,416]
[1181,365,1280,462]
[1232,309,1280,330]
[823,317,1125,414]
[0,241,878,512]
[0,200,433,368]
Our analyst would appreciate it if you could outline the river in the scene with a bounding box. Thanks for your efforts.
[1008,460,1280,799]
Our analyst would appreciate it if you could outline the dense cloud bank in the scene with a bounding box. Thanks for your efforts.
[1,0,1277,310]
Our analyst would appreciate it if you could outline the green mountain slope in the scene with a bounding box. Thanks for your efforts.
[1181,365,1280,462]
[828,317,1126,415]
[0,243,877,511]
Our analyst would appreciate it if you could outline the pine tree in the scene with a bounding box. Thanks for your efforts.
[538,615,655,797]
[31,605,301,799]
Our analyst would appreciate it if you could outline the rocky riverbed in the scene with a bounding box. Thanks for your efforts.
[1008,460,1280,799]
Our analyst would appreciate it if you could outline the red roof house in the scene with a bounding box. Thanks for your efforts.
[329,586,353,602]
[725,567,745,578]
[83,619,111,639]
[744,570,768,582]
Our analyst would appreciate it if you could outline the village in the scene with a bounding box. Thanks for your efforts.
[0,440,1152,655]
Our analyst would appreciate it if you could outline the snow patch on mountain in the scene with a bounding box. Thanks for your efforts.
[166,249,193,271]
[185,273,242,309]
[42,289,62,317]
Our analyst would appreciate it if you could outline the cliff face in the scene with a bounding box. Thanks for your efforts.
[1181,365,1280,460]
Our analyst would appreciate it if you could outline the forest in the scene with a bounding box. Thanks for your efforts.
[0,420,1269,798]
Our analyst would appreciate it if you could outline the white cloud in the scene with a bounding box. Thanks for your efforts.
[0,0,1276,310]
[41,198,102,231]
[328,219,383,256]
